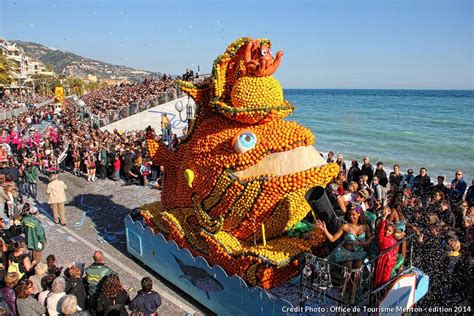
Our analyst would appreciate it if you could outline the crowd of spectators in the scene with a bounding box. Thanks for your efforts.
[0,230,162,316]
[181,69,198,82]
[81,77,175,119]
[1,78,473,310]
[0,77,183,191]
[0,79,181,314]
[321,154,473,307]
[0,93,50,112]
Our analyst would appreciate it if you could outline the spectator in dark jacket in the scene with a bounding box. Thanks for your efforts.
[433,175,450,197]
[47,254,63,277]
[65,265,87,310]
[129,277,161,316]
[413,168,431,208]
[449,170,467,203]
[465,180,474,207]
[374,161,388,187]
[439,200,456,228]
[347,160,361,184]
[361,156,374,184]
[389,164,403,192]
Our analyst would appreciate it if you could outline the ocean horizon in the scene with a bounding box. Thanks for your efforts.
[283,89,474,183]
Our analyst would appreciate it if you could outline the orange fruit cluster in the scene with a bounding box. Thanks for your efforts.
[139,201,327,289]
[143,37,339,289]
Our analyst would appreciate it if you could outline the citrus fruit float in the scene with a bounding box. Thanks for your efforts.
[124,37,429,314]
[132,37,339,291]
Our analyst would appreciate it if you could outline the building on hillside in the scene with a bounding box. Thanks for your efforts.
[0,37,55,92]
[85,74,98,82]
[101,77,129,86]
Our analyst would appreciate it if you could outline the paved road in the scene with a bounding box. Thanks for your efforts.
[34,172,209,315]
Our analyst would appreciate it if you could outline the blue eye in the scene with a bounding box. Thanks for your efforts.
[234,132,257,154]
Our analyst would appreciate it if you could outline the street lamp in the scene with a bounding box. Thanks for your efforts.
[174,98,193,122]
[78,100,85,112]
[78,100,85,123]
[19,59,23,103]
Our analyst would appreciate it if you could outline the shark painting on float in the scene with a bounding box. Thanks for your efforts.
[171,253,224,299]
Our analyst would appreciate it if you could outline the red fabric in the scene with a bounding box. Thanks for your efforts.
[114,159,121,171]
[337,186,344,196]
[373,220,398,288]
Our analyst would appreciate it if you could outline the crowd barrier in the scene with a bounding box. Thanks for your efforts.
[0,98,54,121]
[85,88,185,128]
[0,106,28,121]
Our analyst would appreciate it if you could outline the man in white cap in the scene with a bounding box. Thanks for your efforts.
[47,173,68,226]
[21,204,46,263]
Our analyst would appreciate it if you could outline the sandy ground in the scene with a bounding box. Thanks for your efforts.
[34,172,210,315]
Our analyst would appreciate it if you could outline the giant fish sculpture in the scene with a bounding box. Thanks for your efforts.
[142,37,339,289]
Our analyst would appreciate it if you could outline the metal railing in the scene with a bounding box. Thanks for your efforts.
[82,88,185,128]
[0,98,55,121]
[299,233,415,307]
[0,106,28,120]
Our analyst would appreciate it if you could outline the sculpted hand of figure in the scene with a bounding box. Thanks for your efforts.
[244,39,284,77]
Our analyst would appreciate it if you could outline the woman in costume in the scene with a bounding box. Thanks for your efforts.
[372,207,398,288]
[316,203,372,270]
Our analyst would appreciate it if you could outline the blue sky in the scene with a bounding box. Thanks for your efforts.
[1,0,472,89]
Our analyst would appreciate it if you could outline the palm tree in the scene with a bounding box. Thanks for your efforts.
[31,74,60,96]
[65,77,85,96]
[0,51,15,85]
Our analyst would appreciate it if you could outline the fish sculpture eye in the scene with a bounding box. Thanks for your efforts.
[233,131,257,154]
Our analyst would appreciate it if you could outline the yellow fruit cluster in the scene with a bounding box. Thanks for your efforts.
[223,180,261,230]
[182,216,211,255]
[140,202,170,235]
[193,195,223,233]
[255,188,311,241]
[212,37,252,100]
[203,172,234,210]
[245,263,260,286]
[209,180,245,217]
[214,231,242,253]
[231,76,283,109]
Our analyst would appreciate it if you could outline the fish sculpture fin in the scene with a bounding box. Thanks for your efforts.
[146,135,174,167]
[175,80,211,107]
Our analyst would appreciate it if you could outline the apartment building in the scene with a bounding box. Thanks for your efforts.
[0,37,55,89]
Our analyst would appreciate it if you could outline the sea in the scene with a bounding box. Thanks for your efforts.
[283,89,474,183]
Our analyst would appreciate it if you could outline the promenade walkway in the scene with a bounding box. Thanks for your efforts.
[34,172,209,315]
